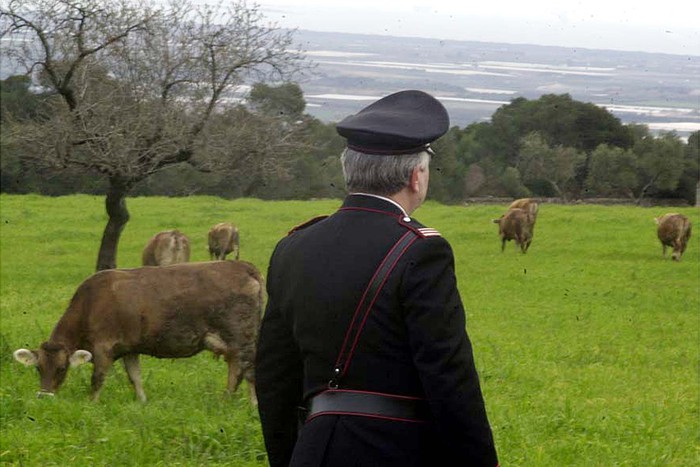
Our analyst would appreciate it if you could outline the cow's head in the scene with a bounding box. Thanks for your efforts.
[13,343,92,397]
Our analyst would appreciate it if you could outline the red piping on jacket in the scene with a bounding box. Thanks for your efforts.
[342,233,419,375]
[339,206,402,218]
[334,230,414,371]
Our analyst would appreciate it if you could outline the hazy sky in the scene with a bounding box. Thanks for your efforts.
[256,0,699,56]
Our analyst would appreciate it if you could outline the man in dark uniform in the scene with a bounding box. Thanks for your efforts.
[256,90,498,466]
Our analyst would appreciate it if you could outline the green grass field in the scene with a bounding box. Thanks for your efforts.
[1,194,698,466]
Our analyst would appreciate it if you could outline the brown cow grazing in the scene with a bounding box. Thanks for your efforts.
[655,213,692,261]
[208,223,240,260]
[492,208,534,253]
[509,198,539,224]
[142,230,191,266]
[13,261,264,404]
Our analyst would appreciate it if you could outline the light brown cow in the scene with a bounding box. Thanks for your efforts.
[655,213,692,261]
[508,198,539,224]
[13,261,264,404]
[208,223,240,260]
[492,208,534,253]
[142,230,191,266]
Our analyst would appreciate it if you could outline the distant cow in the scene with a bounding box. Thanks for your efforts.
[208,223,240,260]
[142,230,190,266]
[13,261,264,404]
[509,198,539,224]
[655,213,692,261]
[492,208,534,253]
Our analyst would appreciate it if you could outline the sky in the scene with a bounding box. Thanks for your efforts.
[255,0,700,56]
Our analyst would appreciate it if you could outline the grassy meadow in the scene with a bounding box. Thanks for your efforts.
[0,194,698,466]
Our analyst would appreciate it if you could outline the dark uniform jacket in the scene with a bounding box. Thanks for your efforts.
[256,194,498,467]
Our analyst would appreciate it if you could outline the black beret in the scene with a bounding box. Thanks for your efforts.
[336,90,449,155]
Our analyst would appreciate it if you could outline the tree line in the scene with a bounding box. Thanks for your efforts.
[1,1,697,271]
[4,77,697,206]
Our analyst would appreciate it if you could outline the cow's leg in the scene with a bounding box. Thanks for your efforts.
[225,352,241,394]
[90,349,113,402]
[243,366,257,406]
[122,354,147,402]
[662,243,667,256]
[204,332,228,358]
[670,239,680,261]
[245,375,257,406]
[204,333,240,392]
[501,237,506,252]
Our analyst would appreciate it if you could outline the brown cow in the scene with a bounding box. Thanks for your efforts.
[208,223,240,260]
[492,208,534,253]
[508,198,539,224]
[142,230,190,266]
[13,261,264,404]
[655,213,692,261]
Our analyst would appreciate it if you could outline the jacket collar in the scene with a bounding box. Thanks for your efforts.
[340,193,407,218]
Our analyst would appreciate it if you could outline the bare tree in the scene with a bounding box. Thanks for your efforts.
[1,0,306,270]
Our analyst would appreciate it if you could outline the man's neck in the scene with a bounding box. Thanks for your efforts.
[351,190,417,216]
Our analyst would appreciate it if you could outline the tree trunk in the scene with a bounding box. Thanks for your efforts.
[550,180,566,202]
[96,178,131,271]
[636,176,657,206]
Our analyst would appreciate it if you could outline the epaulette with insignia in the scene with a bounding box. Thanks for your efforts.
[417,227,441,238]
[287,215,329,235]
[398,216,442,238]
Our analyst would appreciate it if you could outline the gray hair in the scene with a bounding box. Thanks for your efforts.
[340,148,430,196]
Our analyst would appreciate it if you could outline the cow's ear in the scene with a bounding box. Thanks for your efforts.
[13,349,38,366]
[69,350,92,367]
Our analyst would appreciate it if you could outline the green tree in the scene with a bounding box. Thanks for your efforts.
[585,144,638,198]
[486,94,632,166]
[0,75,50,122]
[634,132,685,203]
[429,127,467,203]
[673,131,699,205]
[249,82,306,121]
[500,167,531,198]
[518,132,585,200]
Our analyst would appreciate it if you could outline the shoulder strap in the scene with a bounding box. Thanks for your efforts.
[329,230,420,389]
[288,215,328,235]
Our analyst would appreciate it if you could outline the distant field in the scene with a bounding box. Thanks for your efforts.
[1,194,698,466]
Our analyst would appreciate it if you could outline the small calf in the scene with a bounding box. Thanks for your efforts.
[208,223,240,260]
[508,198,539,224]
[493,208,534,253]
[142,230,190,266]
[655,213,692,261]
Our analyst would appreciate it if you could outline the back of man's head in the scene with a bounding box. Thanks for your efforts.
[341,149,429,196]
[335,89,448,196]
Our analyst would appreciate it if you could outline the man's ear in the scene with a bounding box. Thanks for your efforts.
[409,165,421,192]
